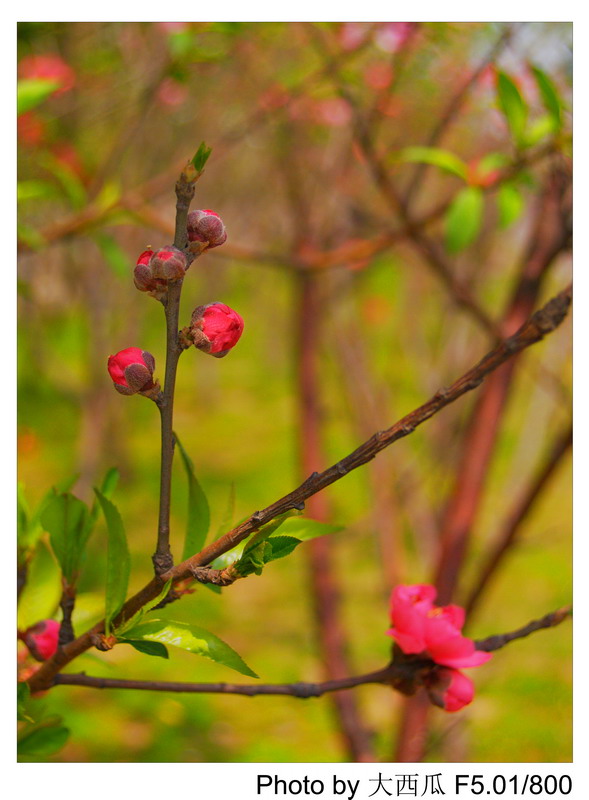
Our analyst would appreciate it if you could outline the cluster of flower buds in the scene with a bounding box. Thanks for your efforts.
[22,619,60,662]
[387,584,491,712]
[109,202,243,394]
[133,247,187,300]
[187,209,227,250]
[107,348,158,397]
[184,302,244,358]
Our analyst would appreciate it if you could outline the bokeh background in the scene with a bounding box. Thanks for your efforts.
[17,21,572,763]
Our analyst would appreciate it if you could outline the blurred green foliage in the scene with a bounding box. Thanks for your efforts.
[18,21,571,763]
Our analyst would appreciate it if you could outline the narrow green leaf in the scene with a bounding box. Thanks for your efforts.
[17,717,70,758]
[94,233,130,279]
[216,483,236,538]
[41,493,89,582]
[530,65,562,130]
[17,683,33,723]
[277,517,344,541]
[95,490,130,636]
[263,535,302,563]
[38,153,87,209]
[397,146,468,180]
[122,619,258,678]
[444,186,485,254]
[17,78,59,114]
[474,152,510,180]
[191,141,213,173]
[120,639,169,659]
[113,579,172,636]
[17,541,62,630]
[497,183,525,228]
[522,115,556,147]
[17,223,46,250]
[176,434,210,561]
[17,180,59,203]
[87,467,120,532]
[496,71,528,145]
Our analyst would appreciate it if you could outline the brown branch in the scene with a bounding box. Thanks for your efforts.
[50,606,571,697]
[474,606,571,651]
[465,423,572,618]
[25,284,571,694]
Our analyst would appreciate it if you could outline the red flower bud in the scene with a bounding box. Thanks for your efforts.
[133,247,186,299]
[187,209,227,248]
[23,620,60,662]
[190,302,244,357]
[107,347,156,395]
[149,246,187,280]
[425,667,474,713]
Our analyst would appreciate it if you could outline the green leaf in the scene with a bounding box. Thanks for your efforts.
[87,467,120,532]
[94,233,130,279]
[497,183,525,228]
[17,78,59,114]
[17,683,34,723]
[122,619,258,678]
[38,153,87,209]
[396,146,468,180]
[176,434,210,561]
[191,141,213,173]
[530,65,562,130]
[17,541,62,629]
[444,186,485,253]
[522,115,556,148]
[113,579,172,636]
[496,71,528,145]
[263,535,302,563]
[120,639,169,659]
[41,493,89,583]
[216,483,236,538]
[95,490,130,636]
[17,180,59,203]
[18,717,70,758]
[277,517,343,541]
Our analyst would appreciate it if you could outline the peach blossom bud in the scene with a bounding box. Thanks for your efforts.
[187,209,227,248]
[108,348,156,395]
[190,302,244,357]
[23,620,60,662]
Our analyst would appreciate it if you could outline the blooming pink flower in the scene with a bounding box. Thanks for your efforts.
[426,667,475,713]
[187,210,227,248]
[19,54,76,95]
[190,302,244,357]
[388,584,491,668]
[107,347,156,395]
[387,583,491,711]
[23,620,60,662]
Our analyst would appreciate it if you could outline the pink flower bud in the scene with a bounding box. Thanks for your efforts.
[149,246,187,280]
[187,209,227,248]
[425,667,474,712]
[107,347,156,395]
[23,620,60,662]
[190,302,244,357]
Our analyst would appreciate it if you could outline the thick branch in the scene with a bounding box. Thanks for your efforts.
[25,285,571,694]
